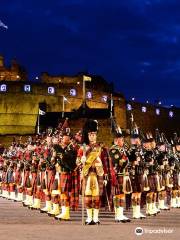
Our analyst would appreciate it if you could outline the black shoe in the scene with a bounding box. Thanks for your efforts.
[115,219,125,223]
[48,213,55,217]
[85,220,94,225]
[126,219,131,222]
[94,221,100,225]
[40,210,46,213]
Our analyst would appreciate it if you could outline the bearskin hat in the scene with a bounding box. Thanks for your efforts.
[155,129,165,146]
[128,150,137,162]
[82,119,98,144]
[113,125,124,138]
[173,132,180,145]
[144,150,154,163]
[131,123,140,139]
[142,132,154,143]
[156,153,166,165]
[168,156,176,166]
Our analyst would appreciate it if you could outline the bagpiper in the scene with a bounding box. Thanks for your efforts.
[128,125,146,219]
[155,130,170,210]
[40,128,56,214]
[53,129,78,220]
[143,134,160,216]
[109,126,132,222]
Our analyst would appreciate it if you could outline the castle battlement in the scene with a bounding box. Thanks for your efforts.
[0,55,27,82]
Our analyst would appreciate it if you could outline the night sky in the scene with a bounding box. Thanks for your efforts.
[0,0,180,106]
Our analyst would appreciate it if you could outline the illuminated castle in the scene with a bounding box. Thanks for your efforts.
[0,55,179,141]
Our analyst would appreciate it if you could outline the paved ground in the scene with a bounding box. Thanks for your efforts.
[0,197,179,240]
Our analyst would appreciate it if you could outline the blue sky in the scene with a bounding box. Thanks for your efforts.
[0,0,180,106]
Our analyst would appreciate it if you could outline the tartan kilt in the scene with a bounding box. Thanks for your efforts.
[36,172,41,187]
[70,170,80,210]
[148,174,158,192]
[83,174,104,196]
[24,171,30,188]
[173,172,179,190]
[161,174,166,188]
[40,171,46,190]
[60,172,71,193]
[114,175,124,194]
[47,170,55,192]
[31,173,37,194]
[15,171,21,185]
[97,175,104,196]
[158,174,164,191]
[131,174,144,192]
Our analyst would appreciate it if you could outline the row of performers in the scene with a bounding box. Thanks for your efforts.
[0,119,180,225]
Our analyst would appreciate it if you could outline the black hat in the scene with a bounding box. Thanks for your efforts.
[148,132,154,142]
[128,150,137,162]
[114,125,123,138]
[129,113,140,139]
[131,124,140,139]
[156,153,166,165]
[169,156,175,166]
[155,129,164,146]
[82,119,98,144]
[142,132,150,143]
[144,150,154,162]
[173,132,180,145]
[142,132,154,143]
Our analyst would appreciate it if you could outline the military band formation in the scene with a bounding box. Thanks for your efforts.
[0,118,179,225]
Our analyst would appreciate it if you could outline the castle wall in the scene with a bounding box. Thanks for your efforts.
[0,56,179,137]
[126,101,180,138]
[0,81,121,135]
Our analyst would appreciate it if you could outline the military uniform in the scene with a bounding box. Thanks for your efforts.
[128,129,146,219]
[54,133,78,220]
[109,131,132,222]
[14,162,24,202]
[40,155,56,214]
[144,150,160,216]
[1,160,10,199]
[77,119,108,225]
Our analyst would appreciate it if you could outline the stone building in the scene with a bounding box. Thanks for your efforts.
[0,55,27,81]
[0,55,179,144]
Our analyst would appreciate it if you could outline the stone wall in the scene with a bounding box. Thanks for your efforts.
[0,56,26,81]
[126,101,180,138]
[0,81,122,135]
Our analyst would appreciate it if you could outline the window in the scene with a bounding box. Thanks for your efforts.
[156,108,160,115]
[70,89,77,96]
[169,111,174,118]
[127,104,132,111]
[24,84,31,92]
[0,84,7,92]
[102,95,108,102]
[48,87,55,94]
[86,91,92,99]
[142,106,147,113]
